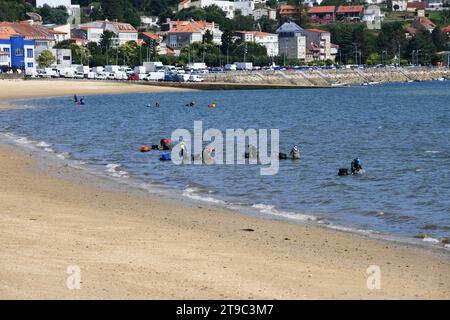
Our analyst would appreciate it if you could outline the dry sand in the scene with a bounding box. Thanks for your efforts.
[0,80,449,299]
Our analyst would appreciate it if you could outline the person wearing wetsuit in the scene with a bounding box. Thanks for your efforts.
[290,145,300,160]
[351,158,363,174]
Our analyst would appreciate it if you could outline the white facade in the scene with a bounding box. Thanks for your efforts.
[237,32,278,56]
[252,7,277,20]
[0,43,35,68]
[363,5,385,29]
[179,0,266,18]
[390,0,408,11]
[304,0,324,6]
[140,16,159,28]
[189,0,236,18]
[364,0,386,4]
[427,0,447,10]
[75,21,138,45]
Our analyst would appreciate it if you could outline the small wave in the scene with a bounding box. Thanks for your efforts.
[105,163,129,178]
[56,152,71,160]
[425,150,440,154]
[37,141,52,148]
[251,203,317,222]
[44,147,54,153]
[422,237,440,243]
[182,187,225,204]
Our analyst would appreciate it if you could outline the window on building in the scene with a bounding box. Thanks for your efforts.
[15,48,23,56]
[27,49,33,58]
[27,62,33,68]
[63,56,71,60]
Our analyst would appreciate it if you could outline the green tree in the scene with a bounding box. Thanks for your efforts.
[366,52,381,65]
[376,22,407,60]
[0,0,33,22]
[99,30,116,53]
[257,16,278,33]
[37,50,55,67]
[407,29,437,65]
[203,30,213,44]
[38,4,69,25]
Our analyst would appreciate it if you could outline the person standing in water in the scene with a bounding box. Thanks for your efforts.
[290,145,300,160]
[155,101,160,108]
[351,158,363,174]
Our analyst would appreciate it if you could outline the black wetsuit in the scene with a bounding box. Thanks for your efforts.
[351,160,362,174]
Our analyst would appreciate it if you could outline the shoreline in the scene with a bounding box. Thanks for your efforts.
[1,80,450,299]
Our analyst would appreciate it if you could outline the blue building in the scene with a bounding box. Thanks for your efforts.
[0,36,36,69]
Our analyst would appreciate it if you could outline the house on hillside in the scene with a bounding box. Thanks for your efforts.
[235,31,278,56]
[411,16,436,32]
[307,6,336,24]
[336,5,365,22]
[363,5,385,30]
[72,20,138,45]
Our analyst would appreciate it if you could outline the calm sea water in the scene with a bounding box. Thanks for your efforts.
[1,81,449,239]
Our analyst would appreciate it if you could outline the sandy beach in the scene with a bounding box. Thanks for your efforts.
[0,79,193,109]
[0,80,449,299]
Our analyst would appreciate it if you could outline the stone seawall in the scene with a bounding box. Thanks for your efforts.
[202,68,450,86]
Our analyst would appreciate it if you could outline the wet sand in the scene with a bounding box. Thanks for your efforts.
[0,80,449,299]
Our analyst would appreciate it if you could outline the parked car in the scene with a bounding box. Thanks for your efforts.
[127,73,140,81]
[188,74,204,82]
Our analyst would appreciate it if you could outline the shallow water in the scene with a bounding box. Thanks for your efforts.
[1,81,449,239]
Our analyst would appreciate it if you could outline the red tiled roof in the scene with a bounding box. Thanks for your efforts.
[48,29,67,35]
[0,22,54,40]
[168,25,202,33]
[306,28,328,33]
[279,4,302,15]
[0,25,19,39]
[308,6,335,14]
[416,17,436,29]
[336,5,364,14]
[405,26,418,35]
[141,32,160,41]
[167,20,217,33]
[407,2,426,10]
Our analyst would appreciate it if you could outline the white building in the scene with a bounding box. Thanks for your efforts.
[364,0,386,4]
[235,31,278,56]
[363,5,385,30]
[304,0,324,6]
[252,7,277,20]
[389,0,408,11]
[162,20,223,46]
[33,0,72,7]
[426,0,447,11]
[276,22,306,61]
[140,16,159,28]
[73,20,138,45]
[179,0,236,18]
[178,0,265,18]
[234,0,255,16]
